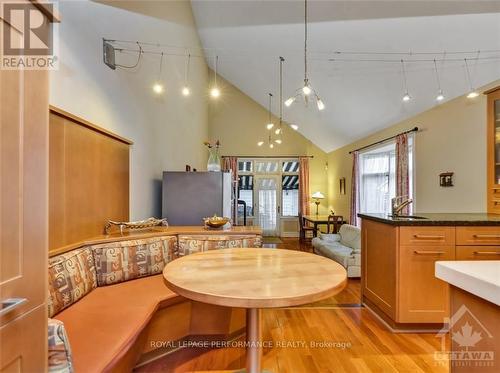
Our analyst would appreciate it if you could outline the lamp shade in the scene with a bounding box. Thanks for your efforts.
[312,191,325,199]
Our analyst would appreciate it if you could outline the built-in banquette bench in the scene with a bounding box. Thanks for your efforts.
[47,227,262,372]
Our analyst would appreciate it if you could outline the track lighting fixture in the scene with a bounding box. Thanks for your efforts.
[291,124,299,131]
[152,52,165,95]
[257,141,264,146]
[400,59,411,102]
[433,59,445,102]
[210,55,220,98]
[285,0,325,111]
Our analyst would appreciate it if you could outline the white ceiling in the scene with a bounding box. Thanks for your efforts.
[191,0,500,152]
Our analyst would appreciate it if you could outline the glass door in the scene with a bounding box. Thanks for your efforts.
[254,175,281,236]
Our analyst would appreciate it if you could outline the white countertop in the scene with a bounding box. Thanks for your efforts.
[435,261,500,306]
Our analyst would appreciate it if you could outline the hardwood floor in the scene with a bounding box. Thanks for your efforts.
[136,239,449,373]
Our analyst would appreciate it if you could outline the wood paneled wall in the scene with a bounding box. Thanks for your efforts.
[49,107,132,251]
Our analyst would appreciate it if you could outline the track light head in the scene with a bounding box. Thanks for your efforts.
[402,93,411,102]
[275,139,282,144]
[436,90,445,102]
[257,141,264,146]
[317,98,325,110]
[210,87,220,98]
[285,97,295,107]
[290,124,299,131]
[467,91,479,99]
[152,82,164,94]
[182,87,191,96]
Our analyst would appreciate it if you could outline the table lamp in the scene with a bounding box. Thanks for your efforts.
[311,191,325,215]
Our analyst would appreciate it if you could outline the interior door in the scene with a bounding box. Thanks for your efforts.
[0,16,49,372]
[254,175,281,236]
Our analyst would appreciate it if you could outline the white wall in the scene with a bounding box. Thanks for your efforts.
[50,0,209,219]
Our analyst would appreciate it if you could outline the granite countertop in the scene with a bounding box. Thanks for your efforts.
[358,213,500,226]
[435,261,500,305]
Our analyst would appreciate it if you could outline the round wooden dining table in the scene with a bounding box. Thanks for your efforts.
[163,248,347,373]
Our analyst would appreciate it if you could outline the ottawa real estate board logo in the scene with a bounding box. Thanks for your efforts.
[1,1,58,69]
[435,305,495,371]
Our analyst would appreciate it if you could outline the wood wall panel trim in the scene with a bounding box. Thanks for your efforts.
[49,108,131,252]
[49,106,133,145]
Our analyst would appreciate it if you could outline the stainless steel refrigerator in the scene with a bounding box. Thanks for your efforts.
[161,171,233,225]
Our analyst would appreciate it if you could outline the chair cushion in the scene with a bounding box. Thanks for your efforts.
[338,224,361,251]
[91,236,177,286]
[48,318,74,373]
[316,244,354,268]
[48,248,98,317]
[54,274,179,373]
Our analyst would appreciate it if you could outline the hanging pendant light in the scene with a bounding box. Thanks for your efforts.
[182,53,191,96]
[258,94,276,147]
[433,59,445,102]
[400,59,411,102]
[285,0,325,111]
[266,93,274,130]
[152,52,165,94]
[464,58,479,98]
[210,55,220,98]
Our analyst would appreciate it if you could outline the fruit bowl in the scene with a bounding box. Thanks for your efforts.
[203,215,230,228]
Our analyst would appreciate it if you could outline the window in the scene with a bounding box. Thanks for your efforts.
[236,158,300,218]
[282,175,299,216]
[359,138,414,215]
[237,175,254,217]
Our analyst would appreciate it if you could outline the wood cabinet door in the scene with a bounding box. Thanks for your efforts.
[361,220,398,319]
[398,245,454,323]
[0,57,48,370]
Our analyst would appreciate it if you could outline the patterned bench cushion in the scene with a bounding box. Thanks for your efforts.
[177,234,262,256]
[91,236,177,286]
[48,248,97,317]
[48,318,73,373]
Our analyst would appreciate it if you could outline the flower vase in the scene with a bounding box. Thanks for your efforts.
[207,148,221,172]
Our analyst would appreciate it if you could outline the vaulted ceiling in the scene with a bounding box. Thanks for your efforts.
[191,0,500,152]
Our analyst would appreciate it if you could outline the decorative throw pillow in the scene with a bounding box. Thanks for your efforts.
[91,235,177,286]
[48,318,74,373]
[177,235,262,256]
[48,248,97,317]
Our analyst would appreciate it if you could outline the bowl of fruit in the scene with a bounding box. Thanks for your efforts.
[203,215,230,229]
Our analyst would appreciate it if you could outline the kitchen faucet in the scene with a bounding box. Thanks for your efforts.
[391,196,413,217]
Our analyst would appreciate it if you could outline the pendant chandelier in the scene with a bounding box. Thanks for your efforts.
[285,0,325,111]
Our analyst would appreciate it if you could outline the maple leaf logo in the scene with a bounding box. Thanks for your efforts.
[452,322,483,348]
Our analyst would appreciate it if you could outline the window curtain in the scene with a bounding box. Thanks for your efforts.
[298,157,310,215]
[222,156,238,223]
[350,151,359,226]
[395,134,410,214]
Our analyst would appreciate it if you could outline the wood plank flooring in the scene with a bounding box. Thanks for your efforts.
[136,239,449,373]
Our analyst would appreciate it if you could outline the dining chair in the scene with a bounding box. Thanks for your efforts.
[299,213,316,241]
[327,215,344,234]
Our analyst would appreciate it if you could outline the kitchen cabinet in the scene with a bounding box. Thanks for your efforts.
[487,87,500,214]
[360,214,500,332]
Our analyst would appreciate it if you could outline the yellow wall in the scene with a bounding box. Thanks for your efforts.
[327,80,500,220]
[208,74,329,214]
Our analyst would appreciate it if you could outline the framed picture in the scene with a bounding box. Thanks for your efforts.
[339,177,346,195]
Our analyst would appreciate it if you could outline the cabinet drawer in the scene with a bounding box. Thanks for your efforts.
[456,246,500,260]
[398,245,454,323]
[456,227,500,245]
[400,227,455,246]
